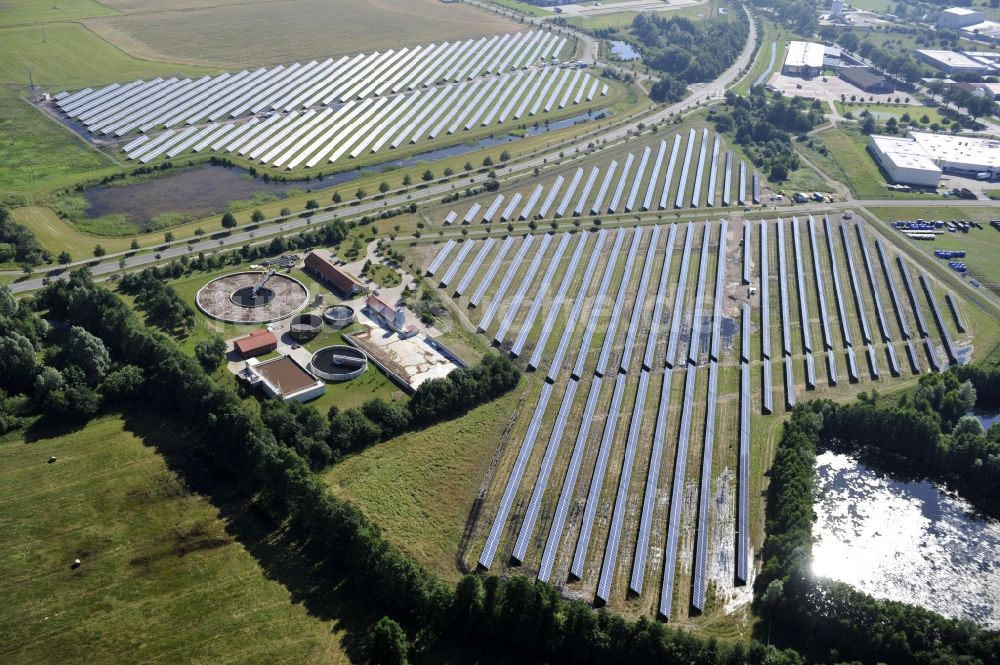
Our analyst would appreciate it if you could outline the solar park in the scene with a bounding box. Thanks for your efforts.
[52,30,610,170]
[440,130,759,226]
[419,213,970,619]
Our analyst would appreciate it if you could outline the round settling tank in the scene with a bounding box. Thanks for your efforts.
[322,305,356,329]
[289,313,323,341]
[309,345,368,382]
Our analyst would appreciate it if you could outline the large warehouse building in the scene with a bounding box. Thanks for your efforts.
[937,7,985,29]
[868,131,1000,186]
[782,41,825,77]
[868,135,943,188]
[914,49,992,75]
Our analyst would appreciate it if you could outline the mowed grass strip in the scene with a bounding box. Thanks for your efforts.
[0,414,347,664]
[84,0,522,69]
[323,387,525,582]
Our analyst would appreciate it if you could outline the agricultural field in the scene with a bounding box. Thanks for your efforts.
[401,209,980,626]
[84,0,523,69]
[0,414,348,663]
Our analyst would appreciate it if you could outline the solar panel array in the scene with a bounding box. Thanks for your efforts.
[57,31,605,168]
[428,212,969,620]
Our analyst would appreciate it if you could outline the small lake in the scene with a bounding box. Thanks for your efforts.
[609,41,640,61]
[812,451,1000,629]
[83,109,606,223]
[974,409,1000,430]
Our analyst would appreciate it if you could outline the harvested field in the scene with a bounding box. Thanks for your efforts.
[85,0,521,69]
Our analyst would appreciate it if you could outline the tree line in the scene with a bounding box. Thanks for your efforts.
[758,375,1000,665]
[26,271,805,664]
[259,353,522,470]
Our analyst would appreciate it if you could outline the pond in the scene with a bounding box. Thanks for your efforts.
[82,108,607,225]
[609,40,640,61]
[812,451,1000,629]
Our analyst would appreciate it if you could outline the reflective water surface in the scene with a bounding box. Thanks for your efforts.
[812,451,1000,628]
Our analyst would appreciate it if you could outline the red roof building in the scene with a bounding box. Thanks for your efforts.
[304,250,365,296]
[234,329,278,358]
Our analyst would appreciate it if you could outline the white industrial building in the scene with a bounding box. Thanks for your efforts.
[963,20,1000,43]
[937,7,985,29]
[782,41,825,77]
[868,135,943,188]
[914,49,992,74]
[868,131,1000,186]
[909,132,1000,177]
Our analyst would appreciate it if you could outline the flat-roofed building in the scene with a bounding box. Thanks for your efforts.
[782,41,825,77]
[837,66,894,94]
[962,20,1000,43]
[240,354,326,402]
[304,249,365,296]
[938,7,985,29]
[234,329,278,358]
[914,49,991,74]
[867,135,943,187]
[909,131,1000,177]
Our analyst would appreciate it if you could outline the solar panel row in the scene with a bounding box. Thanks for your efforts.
[675,128,696,210]
[643,224,679,371]
[839,225,874,347]
[920,274,956,363]
[855,224,891,343]
[807,216,834,351]
[572,228,627,379]
[511,233,583,358]
[824,215,853,348]
[495,233,561,345]
[477,381,555,569]
[541,231,608,377]
[665,223,694,368]
[538,375,603,582]
[469,234,517,307]
[439,239,476,288]
[511,377,580,563]
[595,227,643,376]
[425,239,456,275]
[690,128,708,209]
[477,234,535,331]
[571,371,628,580]
[454,237,496,296]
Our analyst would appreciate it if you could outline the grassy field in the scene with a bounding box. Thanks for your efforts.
[485,0,550,18]
[798,126,928,200]
[0,414,349,664]
[323,387,525,582]
[0,0,117,26]
[0,21,213,198]
[85,0,521,69]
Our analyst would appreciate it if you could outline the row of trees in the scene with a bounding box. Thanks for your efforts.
[758,378,1000,664]
[32,269,805,664]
